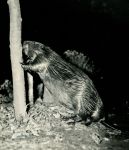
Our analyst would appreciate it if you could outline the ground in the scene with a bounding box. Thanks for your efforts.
[0,80,129,150]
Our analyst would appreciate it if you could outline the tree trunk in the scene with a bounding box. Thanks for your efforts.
[27,73,34,106]
[7,0,27,121]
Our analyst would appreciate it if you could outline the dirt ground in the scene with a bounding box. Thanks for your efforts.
[0,80,129,150]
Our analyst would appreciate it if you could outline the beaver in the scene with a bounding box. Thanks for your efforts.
[21,41,104,125]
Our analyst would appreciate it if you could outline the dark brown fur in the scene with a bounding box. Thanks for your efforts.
[21,41,104,125]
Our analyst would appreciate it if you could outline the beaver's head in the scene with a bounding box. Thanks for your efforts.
[21,41,50,72]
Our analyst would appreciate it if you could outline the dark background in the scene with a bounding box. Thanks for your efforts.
[1,0,129,117]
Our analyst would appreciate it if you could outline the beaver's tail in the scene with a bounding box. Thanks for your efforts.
[63,50,96,76]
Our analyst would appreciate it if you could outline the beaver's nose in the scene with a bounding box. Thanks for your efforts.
[22,44,29,56]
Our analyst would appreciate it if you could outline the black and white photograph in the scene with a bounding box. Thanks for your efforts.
[0,0,129,149]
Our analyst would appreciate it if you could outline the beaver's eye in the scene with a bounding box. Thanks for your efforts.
[35,50,42,55]
[26,56,32,63]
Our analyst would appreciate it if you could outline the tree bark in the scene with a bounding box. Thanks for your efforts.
[27,73,34,106]
[7,0,27,121]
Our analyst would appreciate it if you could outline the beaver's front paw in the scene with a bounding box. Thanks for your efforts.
[21,63,30,71]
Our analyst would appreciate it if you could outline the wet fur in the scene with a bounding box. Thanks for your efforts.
[22,41,104,125]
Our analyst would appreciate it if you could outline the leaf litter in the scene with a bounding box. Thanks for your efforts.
[0,80,129,150]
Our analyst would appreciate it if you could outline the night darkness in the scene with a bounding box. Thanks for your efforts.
[1,0,129,128]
